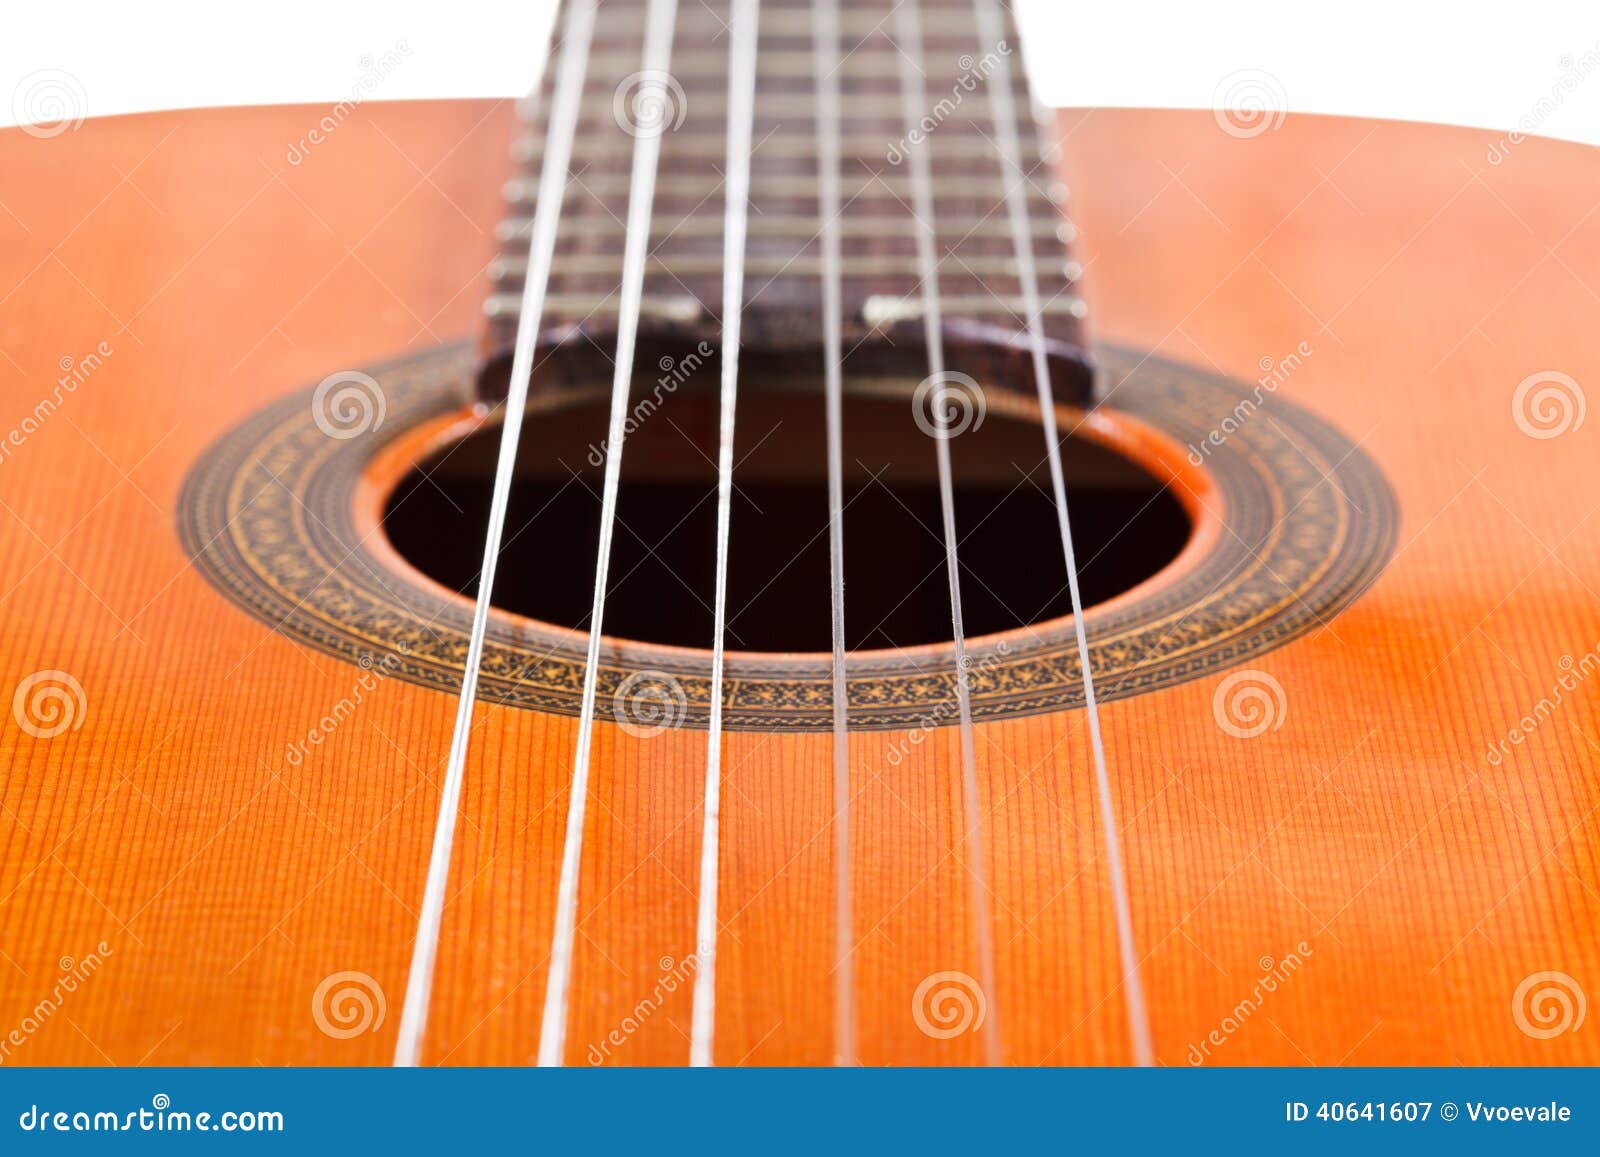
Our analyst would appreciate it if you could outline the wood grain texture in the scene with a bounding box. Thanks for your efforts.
[0,98,1596,1066]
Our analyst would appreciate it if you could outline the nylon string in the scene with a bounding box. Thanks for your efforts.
[536,0,682,1068]
[392,0,599,1069]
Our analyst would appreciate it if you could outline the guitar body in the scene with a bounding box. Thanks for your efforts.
[1,96,1595,1067]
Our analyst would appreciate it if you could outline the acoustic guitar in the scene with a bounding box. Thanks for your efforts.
[1,0,1595,1068]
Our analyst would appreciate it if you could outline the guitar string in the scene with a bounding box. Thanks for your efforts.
[536,0,681,1068]
[971,0,1154,1066]
[391,0,598,1069]
[688,0,761,1068]
[812,0,856,1068]
[892,0,1002,1067]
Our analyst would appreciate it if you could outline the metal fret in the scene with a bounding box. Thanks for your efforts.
[512,133,1042,164]
[507,172,1059,202]
[484,292,705,323]
[862,291,1087,325]
[495,213,1073,243]
[526,93,997,119]
[490,252,1078,280]
[508,174,900,199]
[575,49,1030,79]
[591,6,986,37]
[485,289,1087,322]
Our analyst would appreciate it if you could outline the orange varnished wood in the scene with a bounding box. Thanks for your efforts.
[0,99,1596,1067]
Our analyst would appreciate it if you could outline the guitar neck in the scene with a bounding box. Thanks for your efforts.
[480,0,1093,404]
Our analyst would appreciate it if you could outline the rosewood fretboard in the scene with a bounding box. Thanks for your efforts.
[478,0,1093,405]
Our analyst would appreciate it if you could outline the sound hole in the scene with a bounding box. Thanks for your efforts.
[382,387,1190,652]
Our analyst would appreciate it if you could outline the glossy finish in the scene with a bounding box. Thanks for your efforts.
[0,99,1596,1065]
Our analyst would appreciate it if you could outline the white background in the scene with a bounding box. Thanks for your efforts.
[5,0,1600,147]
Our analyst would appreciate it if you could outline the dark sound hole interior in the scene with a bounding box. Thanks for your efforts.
[383,387,1190,651]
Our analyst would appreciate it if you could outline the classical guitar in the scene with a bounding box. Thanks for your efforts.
[1,0,1595,1068]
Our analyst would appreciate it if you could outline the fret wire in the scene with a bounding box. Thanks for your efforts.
[574,49,1036,79]
[490,253,1076,280]
[972,0,1153,1065]
[590,7,984,36]
[495,214,1071,242]
[504,173,1061,201]
[514,133,1038,162]
[482,290,1088,321]
[391,0,599,1069]
[529,94,1000,118]
[893,0,1002,1067]
[536,0,681,1070]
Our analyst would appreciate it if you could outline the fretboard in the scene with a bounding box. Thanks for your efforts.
[479,0,1093,404]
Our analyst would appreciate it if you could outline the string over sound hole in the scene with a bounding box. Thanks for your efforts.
[383,384,1189,652]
